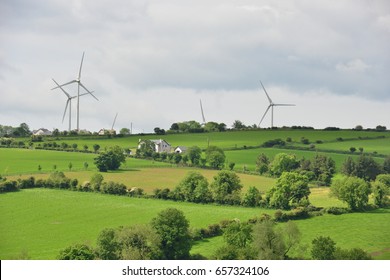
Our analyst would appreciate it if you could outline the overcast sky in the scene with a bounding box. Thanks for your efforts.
[1,0,389,133]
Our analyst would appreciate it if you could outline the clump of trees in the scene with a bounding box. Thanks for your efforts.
[266,172,310,210]
[342,154,383,181]
[213,219,304,260]
[94,146,126,172]
[168,120,226,133]
[256,152,336,186]
[311,235,371,260]
[59,208,192,260]
[135,144,226,170]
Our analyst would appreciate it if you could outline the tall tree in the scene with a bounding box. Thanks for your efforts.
[205,146,226,170]
[210,171,243,205]
[94,146,126,172]
[266,172,310,210]
[330,176,371,211]
[311,236,336,260]
[151,208,192,260]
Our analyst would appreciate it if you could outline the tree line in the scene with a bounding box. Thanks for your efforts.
[56,207,372,260]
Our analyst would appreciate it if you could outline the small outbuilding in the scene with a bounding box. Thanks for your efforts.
[174,146,187,154]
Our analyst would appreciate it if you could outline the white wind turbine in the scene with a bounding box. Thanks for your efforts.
[52,78,93,132]
[258,80,295,128]
[51,52,98,131]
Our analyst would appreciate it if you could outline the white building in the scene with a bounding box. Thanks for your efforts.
[138,139,172,153]
[32,128,52,136]
[174,146,187,154]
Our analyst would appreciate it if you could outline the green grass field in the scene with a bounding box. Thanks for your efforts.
[0,188,275,260]
[0,149,170,175]
[224,148,374,172]
[191,209,390,260]
[31,129,390,151]
[1,129,389,260]
[2,188,388,260]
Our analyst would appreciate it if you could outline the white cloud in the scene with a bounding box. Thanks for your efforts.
[336,59,372,73]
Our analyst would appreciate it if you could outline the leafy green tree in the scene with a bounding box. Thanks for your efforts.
[242,186,262,207]
[173,172,212,203]
[204,122,219,132]
[371,174,390,207]
[256,153,270,175]
[251,220,285,260]
[170,123,179,131]
[137,140,155,158]
[266,172,310,210]
[186,146,202,166]
[93,144,100,153]
[330,176,371,211]
[228,162,235,171]
[232,120,245,129]
[151,208,191,260]
[118,225,162,260]
[309,154,336,185]
[218,123,227,132]
[269,153,300,177]
[94,146,126,172]
[119,128,130,135]
[334,247,372,260]
[58,244,96,260]
[311,236,336,260]
[210,171,243,205]
[355,154,382,181]
[342,156,356,176]
[223,220,252,248]
[205,146,226,169]
[383,156,390,174]
[96,228,120,260]
[90,173,104,191]
[343,155,381,181]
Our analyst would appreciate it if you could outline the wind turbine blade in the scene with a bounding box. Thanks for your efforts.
[77,91,94,98]
[78,52,85,80]
[51,80,77,90]
[258,105,272,127]
[79,82,98,101]
[273,103,296,106]
[52,78,71,98]
[62,99,70,123]
[260,80,273,104]
[200,99,206,124]
[112,113,118,130]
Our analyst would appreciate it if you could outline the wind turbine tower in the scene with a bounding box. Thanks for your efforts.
[51,52,98,131]
[258,80,295,128]
[52,78,92,131]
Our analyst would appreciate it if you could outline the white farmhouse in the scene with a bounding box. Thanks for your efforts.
[32,128,52,136]
[138,139,172,153]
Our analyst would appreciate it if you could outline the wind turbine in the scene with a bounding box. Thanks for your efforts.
[258,80,295,128]
[51,52,98,131]
[52,78,92,132]
[200,99,206,125]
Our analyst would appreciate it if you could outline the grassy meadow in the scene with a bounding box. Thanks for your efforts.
[1,129,389,260]
[0,188,274,260]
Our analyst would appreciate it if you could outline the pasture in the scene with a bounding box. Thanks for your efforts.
[191,208,390,260]
[1,188,388,260]
[1,129,389,260]
[32,129,390,151]
[0,188,275,260]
